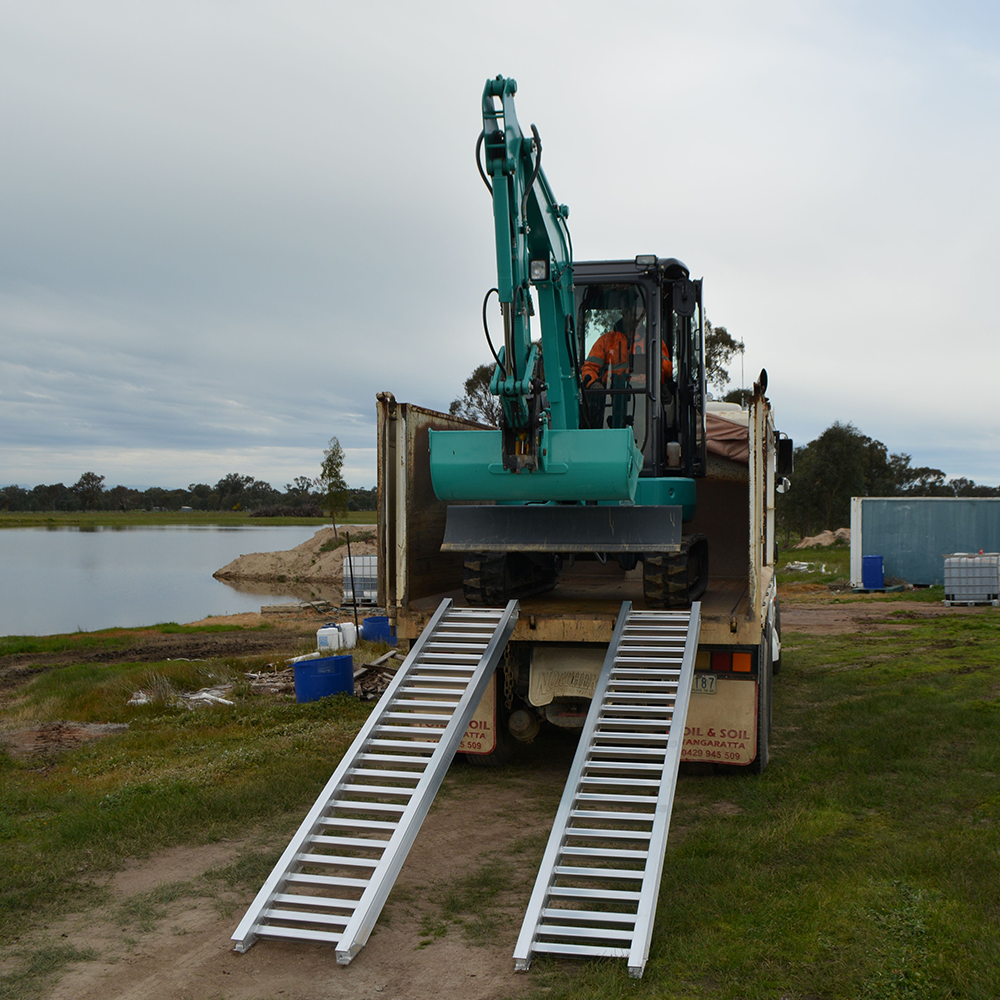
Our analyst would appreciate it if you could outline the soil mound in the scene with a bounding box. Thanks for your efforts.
[795,527,850,548]
[213,527,376,585]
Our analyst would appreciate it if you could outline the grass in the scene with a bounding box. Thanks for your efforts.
[778,543,948,602]
[526,610,1000,999]
[0,944,98,1000]
[777,539,852,586]
[0,642,375,955]
[0,621,273,658]
[2,609,999,997]
[0,510,376,529]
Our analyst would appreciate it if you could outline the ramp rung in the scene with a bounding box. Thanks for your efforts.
[586,759,664,770]
[553,865,645,880]
[285,872,370,889]
[367,739,439,750]
[338,784,416,797]
[570,810,654,823]
[530,942,628,958]
[566,828,652,840]
[296,853,381,869]
[273,893,359,910]
[537,923,634,942]
[548,886,641,902]
[233,598,519,964]
[253,925,343,945]
[328,801,407,814]
[308,834,390,849]
[264,908,350,928]
[541,907,637,924]
[575,792,657,805]
[561,846,648,860]
[514,602,701,980]
[348,769,423,781]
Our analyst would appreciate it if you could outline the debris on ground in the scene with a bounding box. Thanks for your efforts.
[261,600,337,616]
[354,650,404,700]
[181,686,235,707]
[129,685,236,708]
[246,666,296,695]
[785,561,828,573]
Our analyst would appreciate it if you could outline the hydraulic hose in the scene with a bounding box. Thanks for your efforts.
[482,287,505,376]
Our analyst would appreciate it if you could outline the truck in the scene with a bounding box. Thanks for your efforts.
[233,74,794,977]
[377,383,785,772]
[377,73,793,774]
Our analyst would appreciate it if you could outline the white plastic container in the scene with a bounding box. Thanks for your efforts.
[943,553,1000,605]
[317,623,343,652]
[338,622,358,649]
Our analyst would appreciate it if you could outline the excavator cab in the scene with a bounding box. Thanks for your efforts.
[574,257,706,482]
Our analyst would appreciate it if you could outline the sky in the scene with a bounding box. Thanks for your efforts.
[2,0,998,491]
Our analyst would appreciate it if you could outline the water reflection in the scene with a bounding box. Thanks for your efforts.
[1,525,327,636]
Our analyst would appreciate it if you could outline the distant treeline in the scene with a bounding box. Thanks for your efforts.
[778,421,1000,539]
[0,472,377,515]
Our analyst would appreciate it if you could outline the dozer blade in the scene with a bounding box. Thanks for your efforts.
[441,504,682,553]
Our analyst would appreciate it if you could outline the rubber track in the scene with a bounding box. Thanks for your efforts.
[463,553,559,605]
[642,534,708,610]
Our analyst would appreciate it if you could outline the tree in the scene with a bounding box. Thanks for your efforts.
[215,473,255,510]
[317,437,349,536]
[704,320,743,394]
[775,421,961,540]
[449,363,502,426]
[72,472,105,510]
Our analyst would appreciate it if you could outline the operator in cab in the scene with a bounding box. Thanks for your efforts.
[580,307,672,428]
[580,312,672,392]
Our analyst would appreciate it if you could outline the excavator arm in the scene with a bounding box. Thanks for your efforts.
[429,75,642,500]
[481,75,578,447]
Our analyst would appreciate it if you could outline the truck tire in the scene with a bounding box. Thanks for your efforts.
[463,553,560,606]
[746,638,772,774]
[772,600,782,676]
[642,534,709,609]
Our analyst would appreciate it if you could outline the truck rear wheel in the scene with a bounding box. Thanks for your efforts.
[462,553,560,605]
[642,534,709,609]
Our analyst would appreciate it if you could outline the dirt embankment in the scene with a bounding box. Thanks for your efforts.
[213,527,377,586]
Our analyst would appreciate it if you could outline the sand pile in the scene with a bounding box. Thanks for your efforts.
[213,527,377,584]
[795,527,850,548]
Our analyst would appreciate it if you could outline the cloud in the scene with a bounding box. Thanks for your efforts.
[1,1,998,490]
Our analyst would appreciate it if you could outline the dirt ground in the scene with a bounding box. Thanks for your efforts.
[780,586,993,635]
[6,595,997,999]
[40,767,559,1000]
[0,614,320,694]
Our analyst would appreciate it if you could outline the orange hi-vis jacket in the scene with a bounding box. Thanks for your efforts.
[580,330,673,388]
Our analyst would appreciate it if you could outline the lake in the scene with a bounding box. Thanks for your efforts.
[1,525,326,636]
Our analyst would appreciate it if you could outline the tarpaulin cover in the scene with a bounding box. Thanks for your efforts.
[706,412,749,464]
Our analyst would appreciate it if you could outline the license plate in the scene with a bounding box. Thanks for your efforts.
[692,673,717,695]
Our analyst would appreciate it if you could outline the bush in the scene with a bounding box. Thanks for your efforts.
[249,504,325,518]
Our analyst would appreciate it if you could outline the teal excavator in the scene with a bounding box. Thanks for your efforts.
[429,75,709,608]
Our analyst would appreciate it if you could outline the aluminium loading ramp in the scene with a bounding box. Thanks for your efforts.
[232,598,518,965]
[513,601,701,979]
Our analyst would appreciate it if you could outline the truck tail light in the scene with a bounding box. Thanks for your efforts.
[711,652,731,672]
[704,651,754,673]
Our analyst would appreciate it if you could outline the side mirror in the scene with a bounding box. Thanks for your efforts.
[672,279,696,317]
[776,477,792,495]
[776,435,794,477]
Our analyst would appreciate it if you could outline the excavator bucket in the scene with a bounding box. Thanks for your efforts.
[428,427,641,503]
